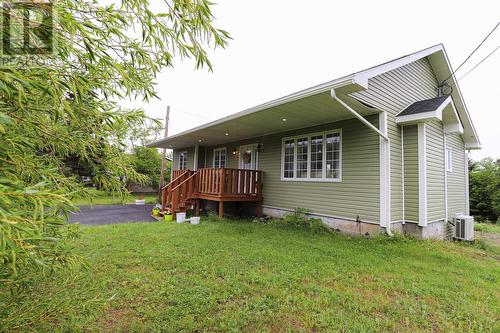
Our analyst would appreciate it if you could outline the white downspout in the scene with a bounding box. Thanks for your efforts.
[330,88,392,236]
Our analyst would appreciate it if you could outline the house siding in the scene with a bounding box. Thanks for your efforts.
[351,58,439,222]
[447,133,467,218]
[426,121,445,222]
[402,125,419,222]
[172,146,196,171]
[196,116,380,223]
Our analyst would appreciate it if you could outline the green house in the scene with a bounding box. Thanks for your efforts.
[148,44,480,239]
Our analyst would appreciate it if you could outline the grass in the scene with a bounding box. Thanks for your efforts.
[475,222,500,234]
[1,218,499,332]
[73,188,158,206]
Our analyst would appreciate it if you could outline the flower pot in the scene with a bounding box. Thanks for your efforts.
[164,214,173,222]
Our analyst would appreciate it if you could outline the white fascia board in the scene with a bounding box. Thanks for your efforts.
[355,44,445,85]
[396,111,441,125]
[436,47,481,148]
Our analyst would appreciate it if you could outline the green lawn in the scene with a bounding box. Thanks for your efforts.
[72,188,158,206]
[475,222,500,234]
[1,218,499,332]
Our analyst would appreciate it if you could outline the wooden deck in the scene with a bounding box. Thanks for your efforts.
[162,168,263,218]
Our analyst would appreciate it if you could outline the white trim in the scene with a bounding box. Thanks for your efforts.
[401,126,405,224]
[443,129,448,223]
[379,111,391,229]
[280,129,342,182]
[331,89,388,140]
[396,110,441,124]
[418,123,427,226]
[465,150,470,215]
[212,147,227,168]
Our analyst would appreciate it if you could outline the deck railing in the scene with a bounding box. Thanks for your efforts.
[197,168,263,197]
[162,168,263,215]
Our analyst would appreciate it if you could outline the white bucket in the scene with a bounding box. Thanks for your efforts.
[190,216,200,225]
[176,212,186,223]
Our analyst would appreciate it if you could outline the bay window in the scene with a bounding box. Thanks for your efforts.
[281,130,341,181]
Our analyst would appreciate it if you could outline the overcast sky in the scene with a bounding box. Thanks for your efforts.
[123,0,499,160]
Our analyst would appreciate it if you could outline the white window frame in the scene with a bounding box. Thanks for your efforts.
[281,129,342,182]
[445,147,453,172]
[178,151,187,170]
[213,147,227,168]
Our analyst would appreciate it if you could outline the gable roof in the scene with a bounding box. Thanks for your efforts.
[148,44,480,150]
[398,96,450,116]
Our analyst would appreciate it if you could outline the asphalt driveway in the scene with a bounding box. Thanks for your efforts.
[70,204,156,225]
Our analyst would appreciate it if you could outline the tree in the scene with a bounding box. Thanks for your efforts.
[131,146,170,189]
[0,0,229,285]
[469,158,500,222]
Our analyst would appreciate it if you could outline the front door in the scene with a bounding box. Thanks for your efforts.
[238,144,258,194]
[239,144,258,170]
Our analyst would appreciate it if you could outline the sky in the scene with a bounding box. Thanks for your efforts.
[121,0,500,160]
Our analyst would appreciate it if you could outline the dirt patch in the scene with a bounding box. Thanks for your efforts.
[476,231,500,247]
[97,307,142,332]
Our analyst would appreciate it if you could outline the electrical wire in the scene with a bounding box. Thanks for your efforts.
[441,21,500,85]
[458,46,500,81]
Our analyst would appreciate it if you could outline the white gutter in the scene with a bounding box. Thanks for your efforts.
[330,89,389,141]
[330,87,392,236]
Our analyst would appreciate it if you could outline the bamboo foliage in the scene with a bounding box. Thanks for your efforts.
[0,0,229,285]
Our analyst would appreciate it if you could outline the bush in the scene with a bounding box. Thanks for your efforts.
[276,208,333,233]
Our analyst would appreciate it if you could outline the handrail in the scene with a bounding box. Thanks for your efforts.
[171,171,198,192]
[162,170,189,190]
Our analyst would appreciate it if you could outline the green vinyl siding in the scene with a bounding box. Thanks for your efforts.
[426,121,445,222]
[446,133,467,218]
[204,116,380,223]
[403,125,419,222]
[351,58,439,222]
[172,146,195,171]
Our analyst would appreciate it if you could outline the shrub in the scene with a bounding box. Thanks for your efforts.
[277,208,333,234]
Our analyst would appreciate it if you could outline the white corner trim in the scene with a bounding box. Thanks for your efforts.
[465,150,470,215]
[379,112,391,229]
[401,126,405,224]
[443,129,448,223]
[418,123,427,226]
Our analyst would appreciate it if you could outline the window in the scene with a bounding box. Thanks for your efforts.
[213,147,227,168]
[178,151,187,170]
[281,130,342,181]
[283,139,295,178]
[446,147,453,172]
[296,138,308,178]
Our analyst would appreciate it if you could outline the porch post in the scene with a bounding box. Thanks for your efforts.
[193,144,199,171]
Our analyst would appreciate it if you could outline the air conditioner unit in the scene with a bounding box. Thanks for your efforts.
[454,215,474,241]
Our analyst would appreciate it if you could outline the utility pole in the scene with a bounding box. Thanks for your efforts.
[158,106,170,198]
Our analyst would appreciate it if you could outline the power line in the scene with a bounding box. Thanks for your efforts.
[441,21,500,85]
[459,46,500,81]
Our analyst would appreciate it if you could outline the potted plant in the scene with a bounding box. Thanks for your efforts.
[151,207,160,216]
[164,208,173,222]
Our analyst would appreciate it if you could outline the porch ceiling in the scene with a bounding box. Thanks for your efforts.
[149,91,379,149]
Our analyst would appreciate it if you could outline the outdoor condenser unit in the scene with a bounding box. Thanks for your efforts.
[454,215,474,241]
